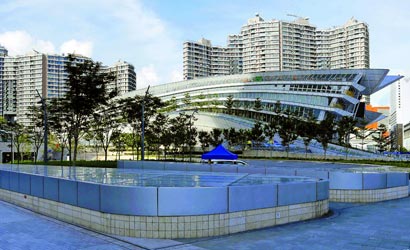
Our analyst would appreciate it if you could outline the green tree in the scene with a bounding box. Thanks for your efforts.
[297,112,318,158]
[160,128,173,160]
[83,132,99,160]
[162,96,178,112]
[146,113,169,160]
[264,116,280,144]
[183,92,192,107]
[222,127,239,149]
[26,106,45,163]
[225,95,234,115]
[62,54,116,162]
[198,131,211,152]
[92,103,122,161]
[209,128,223,147]
[250,121,265,147]
[237,128,250,150]
[277,110,299,158]
[111,131,126,160]
[354,120,375,151]
[372,124,390,153]
[316,114,336,159]
[254,97,262,120]
[336,116,356,158]
[169,113,190,160]
[119,93,165,160]
[122,133,137,159]
[9,122,30,163]
[48,98,70,161]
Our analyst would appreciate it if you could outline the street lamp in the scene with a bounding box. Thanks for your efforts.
[141,85,150,161]
[188,109,198,162]
[36,89,48,164]
[0,129,14,164]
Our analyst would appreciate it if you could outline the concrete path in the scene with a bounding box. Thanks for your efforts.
[1,197,410,250]
[0,200,143,250]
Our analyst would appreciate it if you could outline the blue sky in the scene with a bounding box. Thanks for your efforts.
[0,0,409,105]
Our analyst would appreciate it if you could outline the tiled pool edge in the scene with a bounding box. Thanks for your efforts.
[0,189,328,239]
[329,186,408,203]
[118,161,410,203]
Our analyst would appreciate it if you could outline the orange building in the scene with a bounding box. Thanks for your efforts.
[366,104,390,136]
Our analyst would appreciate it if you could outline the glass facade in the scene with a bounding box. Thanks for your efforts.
[123,68,398,123]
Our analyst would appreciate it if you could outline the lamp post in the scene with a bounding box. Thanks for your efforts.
[36,89,48,164]
[188,109,198,162]
[141,85,150,161]
[0,130,14,163]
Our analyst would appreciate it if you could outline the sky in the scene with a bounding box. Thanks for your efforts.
[0,0,409,106]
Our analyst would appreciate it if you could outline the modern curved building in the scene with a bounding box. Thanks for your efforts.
[123,69,402,127]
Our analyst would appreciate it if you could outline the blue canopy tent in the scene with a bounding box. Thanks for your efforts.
[201,144,238,160]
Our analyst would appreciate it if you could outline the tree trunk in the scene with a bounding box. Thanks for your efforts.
[286,145,289,158]
[104,148,108,161]
[132,145,135,160]
[68,137,72,162]
[73,137,79,163]
[34,149,38,164]
[305,144,308,159]
[60,145,65,162]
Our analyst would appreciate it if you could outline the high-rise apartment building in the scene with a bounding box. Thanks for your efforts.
[389,78,410,150]
[317,18,369,69]
[0,47,137,126]
[102,61,137,96]
[0,52,88,125]
[183,14,369,79]
[183,38,242,79]
[0,46,7,116]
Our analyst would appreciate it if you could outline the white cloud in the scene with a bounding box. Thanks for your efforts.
[0,30,56,55]
[102,0,182,86]
[35,40,55,54]
[60,39,93,57]
[136,65,160,89]
[170,68,183,83]
[0,30,93,58]
[0,0,182,86]
[109,0,166,41]
[0,30,33,55]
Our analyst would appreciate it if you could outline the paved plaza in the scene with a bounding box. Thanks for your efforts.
[1,196,410,250]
